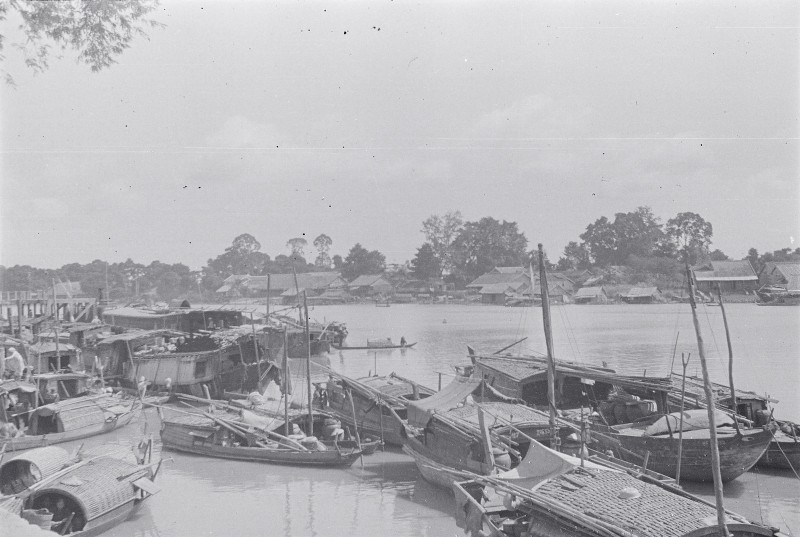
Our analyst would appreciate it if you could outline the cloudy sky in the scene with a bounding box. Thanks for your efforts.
[1,1,797,270]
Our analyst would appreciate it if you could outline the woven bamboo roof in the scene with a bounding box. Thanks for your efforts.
[38,456,143,522]
[536,467,744,536]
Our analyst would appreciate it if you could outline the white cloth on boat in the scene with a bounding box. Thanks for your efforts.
[644,408,734,436]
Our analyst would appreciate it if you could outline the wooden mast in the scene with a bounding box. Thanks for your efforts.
[686,264,730,537]
[716,286,741,435]
[303,291,314,437]
[283,326,290,436]
[536,244,560,451]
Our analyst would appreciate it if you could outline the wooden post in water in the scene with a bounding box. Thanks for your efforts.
[676,352,690,486]
[303,291,313,438]
[687,264,730,537]
[536,245,560,451]
[717,285,741,436]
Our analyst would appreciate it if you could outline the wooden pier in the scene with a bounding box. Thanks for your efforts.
[0,291,98,336]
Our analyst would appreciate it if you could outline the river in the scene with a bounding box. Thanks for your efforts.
[61,303,799,536]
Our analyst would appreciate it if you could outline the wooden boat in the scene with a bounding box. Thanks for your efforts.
[0,393,139,453]
[323,371,435,446]
[159,407,363,467]
[666,372,800,471]
[0,439,161,536]
[332,339,416,350]
[178,393,383,455]
[403,402,577,489]
[593,410,773,482]
[453,439,783,537]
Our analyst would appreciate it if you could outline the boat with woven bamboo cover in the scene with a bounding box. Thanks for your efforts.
[453,439,784,537]
[0,393,139,453]
[160,408,363,467]
[323,371,435,446]
[0,440,161,536]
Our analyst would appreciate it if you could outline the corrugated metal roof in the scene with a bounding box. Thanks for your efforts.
[624,287,660,298]
[693,260,757,281]
[493,266,525,274]
[348,274,387,287]
[574,286,605,298]
[244,272,345,291]
[467,272,530,288]
[479,283,514,294]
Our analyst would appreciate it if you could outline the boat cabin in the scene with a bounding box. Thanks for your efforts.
[27,342,81,373]
[469,355,673,425]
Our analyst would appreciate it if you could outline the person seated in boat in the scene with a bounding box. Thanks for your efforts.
[43,385,60,405]
[288,423,307,442]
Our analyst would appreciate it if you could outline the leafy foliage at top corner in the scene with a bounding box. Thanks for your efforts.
[0,0,164,83]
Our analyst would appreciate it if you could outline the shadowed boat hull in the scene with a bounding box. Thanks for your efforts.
[598,427,773,482]
[757,432,800,470]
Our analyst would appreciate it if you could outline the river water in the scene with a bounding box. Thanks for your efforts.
[60,303,799,536]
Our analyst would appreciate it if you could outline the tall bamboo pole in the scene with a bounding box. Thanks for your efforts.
[283,326,290,436]
[676,352,690,485]
[303,291,313,437]
[52,280,60,369]
[716,286,741,435]
[536,244,559,451]
[687,264,730,537]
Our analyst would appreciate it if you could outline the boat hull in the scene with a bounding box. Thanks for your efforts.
[757,433,800,470]
[598,427,772,482]
[401,435,489,490]
[1,410,138,453]
[160,422,362,467]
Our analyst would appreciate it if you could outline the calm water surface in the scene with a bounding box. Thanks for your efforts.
[63,304,799,536]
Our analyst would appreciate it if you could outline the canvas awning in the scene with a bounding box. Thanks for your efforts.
[406,376,482,427]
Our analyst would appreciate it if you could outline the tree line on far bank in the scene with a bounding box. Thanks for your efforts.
[2,206,798,301]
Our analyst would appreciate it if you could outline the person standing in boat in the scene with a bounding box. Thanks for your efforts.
[3,347,25,380]
[400,336,407,347]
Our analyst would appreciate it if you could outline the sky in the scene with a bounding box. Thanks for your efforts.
[1,0,798,271]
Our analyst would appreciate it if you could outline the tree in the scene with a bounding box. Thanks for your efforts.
[451,217,528,283]
[410,243,441,280]
[580,216,617,266]
[286,237,308,257]
[203,234,270,290]
[341,244,386,280]
[332,255,343,269]
[312,234,333,268]
[612,207,664,262]
[559,241,591,271]
[665,212,713,264]
[421,211,463,276]
[746,248,760,271]
[709,249,729,261]
[1,0,164,85]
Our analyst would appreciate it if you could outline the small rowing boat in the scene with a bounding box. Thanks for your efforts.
[332,342,416,351]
